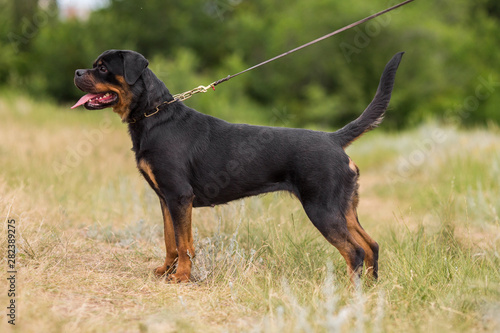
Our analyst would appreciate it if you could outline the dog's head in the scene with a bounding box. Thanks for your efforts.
[73,50,151,121]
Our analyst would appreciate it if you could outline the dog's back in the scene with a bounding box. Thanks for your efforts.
[184,52,404,211]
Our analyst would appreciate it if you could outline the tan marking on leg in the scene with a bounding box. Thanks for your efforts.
[154,199,179,277]
[167,201,195,283]
[136,159,176,277]
[327,233,365,285]
[345,207,378,280]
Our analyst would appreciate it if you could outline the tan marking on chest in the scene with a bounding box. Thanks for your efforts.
[138,159,159,190]
[348,157,358,173]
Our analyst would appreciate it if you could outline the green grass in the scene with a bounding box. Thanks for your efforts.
[1,94,499,332]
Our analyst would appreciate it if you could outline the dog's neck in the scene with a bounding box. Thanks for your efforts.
[126,68,182,154]
[125,68,173,122]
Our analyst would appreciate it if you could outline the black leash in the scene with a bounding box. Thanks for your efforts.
[131,0,415,123]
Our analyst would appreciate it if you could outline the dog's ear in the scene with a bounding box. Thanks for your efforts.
[121,51,149,85]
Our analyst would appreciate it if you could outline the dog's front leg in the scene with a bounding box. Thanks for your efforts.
[137,159,192,281]
[154,198,179,277]
[164,195,195,283]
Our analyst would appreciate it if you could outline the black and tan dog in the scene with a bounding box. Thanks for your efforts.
[73,50,403,283]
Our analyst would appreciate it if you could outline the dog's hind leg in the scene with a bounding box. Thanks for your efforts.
[345,158,379,280]
[302,203,365,283]
[345,205,379,280]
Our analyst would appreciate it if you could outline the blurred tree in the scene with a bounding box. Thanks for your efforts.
[85,0,229,68]
[11,0,38,52]
[481,0,500,19]
[1,0,500,128]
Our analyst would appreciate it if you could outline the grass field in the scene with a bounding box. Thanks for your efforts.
[1,94,499,332]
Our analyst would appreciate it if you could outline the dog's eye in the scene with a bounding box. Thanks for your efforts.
[99,65,108,73]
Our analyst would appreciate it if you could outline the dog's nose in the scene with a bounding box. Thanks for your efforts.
[75,69,86,77]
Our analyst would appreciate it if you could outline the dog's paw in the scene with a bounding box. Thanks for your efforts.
[154,265,176,277]
[154,266,167,277]
[165,272,190,283]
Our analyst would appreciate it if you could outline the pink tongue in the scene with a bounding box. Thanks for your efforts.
[71,93,101,109]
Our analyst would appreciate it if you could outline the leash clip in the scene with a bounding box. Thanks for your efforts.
[172,83,216,102]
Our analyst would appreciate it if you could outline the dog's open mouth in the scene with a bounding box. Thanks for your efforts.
[71,92,118,110]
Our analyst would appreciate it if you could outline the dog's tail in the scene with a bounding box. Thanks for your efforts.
[333,52,404,148]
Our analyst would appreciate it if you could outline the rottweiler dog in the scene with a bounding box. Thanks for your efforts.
[73,50,403,283]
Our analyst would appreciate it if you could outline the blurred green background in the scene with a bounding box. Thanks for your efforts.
[1,0,499,128]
